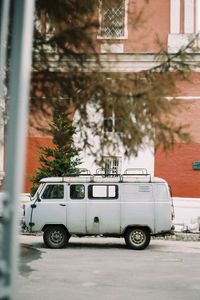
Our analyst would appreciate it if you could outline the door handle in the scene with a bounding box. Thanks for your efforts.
[94,216,99,223]
[59,204,66,207]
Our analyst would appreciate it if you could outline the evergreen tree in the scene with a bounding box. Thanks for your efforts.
[31,100,81,195]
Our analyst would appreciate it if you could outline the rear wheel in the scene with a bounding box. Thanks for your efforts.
[124,227,151,250]
[43,226,70,249]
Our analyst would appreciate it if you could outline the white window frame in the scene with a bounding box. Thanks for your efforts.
[97,0,129,40]
[170,0,181,34]
[196,0,200,33]
[168,0,199,51]
[184,0,195,34]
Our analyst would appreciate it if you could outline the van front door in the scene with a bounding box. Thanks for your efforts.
[30,183,66,232]
[86,184,120,235]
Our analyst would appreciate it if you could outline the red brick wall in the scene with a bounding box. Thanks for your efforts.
[155,144,200,198]
[173,99,200,143]
[155,97,200,198]
[24,136,53,192]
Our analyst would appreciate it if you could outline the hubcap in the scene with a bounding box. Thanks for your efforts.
[130,230,145,245]
[50,230,63,244]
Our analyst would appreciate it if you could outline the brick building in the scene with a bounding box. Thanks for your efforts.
[13,0,200,197]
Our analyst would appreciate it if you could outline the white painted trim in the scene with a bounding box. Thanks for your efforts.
[167,96,200,100]
[184,0,195,33]
[170,0,180,33]
[176,96,200,100]
[124,0,129,39]
[100,43,124,53]
[196,0,200,33]
[97,36,128,40]
[35,53,200,73]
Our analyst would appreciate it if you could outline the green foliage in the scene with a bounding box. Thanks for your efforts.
[31,101,81,195]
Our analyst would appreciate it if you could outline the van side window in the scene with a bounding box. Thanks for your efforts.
[88,185,118,199]
[42,184,64,199]
[70,185,85,199]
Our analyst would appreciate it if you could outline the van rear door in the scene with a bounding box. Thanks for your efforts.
[153,183,172,232]
[121,183,154,233]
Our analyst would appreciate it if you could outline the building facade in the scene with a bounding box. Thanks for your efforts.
[19,0,200,197]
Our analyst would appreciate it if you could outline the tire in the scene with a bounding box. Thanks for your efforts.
[43,226,70,249]
[124,227,151,250]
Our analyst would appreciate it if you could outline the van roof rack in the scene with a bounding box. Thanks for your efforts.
[95,168,120,176]
[79,168,91,175]
[62,168,91,177]
[123,168,149,175]
[121,168,151,183]
[91,168,151,182]
[41,168,152,183]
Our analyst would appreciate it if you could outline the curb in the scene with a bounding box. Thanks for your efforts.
[153,232,200,241]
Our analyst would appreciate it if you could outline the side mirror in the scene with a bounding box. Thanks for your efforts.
[37,193,41,202]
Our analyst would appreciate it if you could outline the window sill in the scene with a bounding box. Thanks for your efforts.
[97,35,128,40]
[168,33,198,53]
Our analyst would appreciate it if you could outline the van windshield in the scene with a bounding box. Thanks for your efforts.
[31,183,45,201]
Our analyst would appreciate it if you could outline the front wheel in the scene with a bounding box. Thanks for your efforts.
[124,227,151,250]
[43,226,70,249]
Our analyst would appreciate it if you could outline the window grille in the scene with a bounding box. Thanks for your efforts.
[100,0,125,38]
[104,156,122,175]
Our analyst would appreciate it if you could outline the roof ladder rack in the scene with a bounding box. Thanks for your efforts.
[122,168,151,182]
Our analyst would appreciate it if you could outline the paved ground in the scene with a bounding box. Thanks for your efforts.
[16,234,200,300]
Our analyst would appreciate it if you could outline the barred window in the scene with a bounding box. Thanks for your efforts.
[104,156,122,175]
[99,0,127,39]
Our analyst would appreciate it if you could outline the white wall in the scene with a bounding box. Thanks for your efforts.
[173,197,200,232]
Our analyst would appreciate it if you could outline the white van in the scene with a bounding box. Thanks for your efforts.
[24,169,174,250]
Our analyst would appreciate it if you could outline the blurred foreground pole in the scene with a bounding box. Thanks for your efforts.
[0,0,10,99]
[0,1,35,299]
[0,0,10,182]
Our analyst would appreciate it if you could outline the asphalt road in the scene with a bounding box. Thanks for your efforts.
[16,235,200,300]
